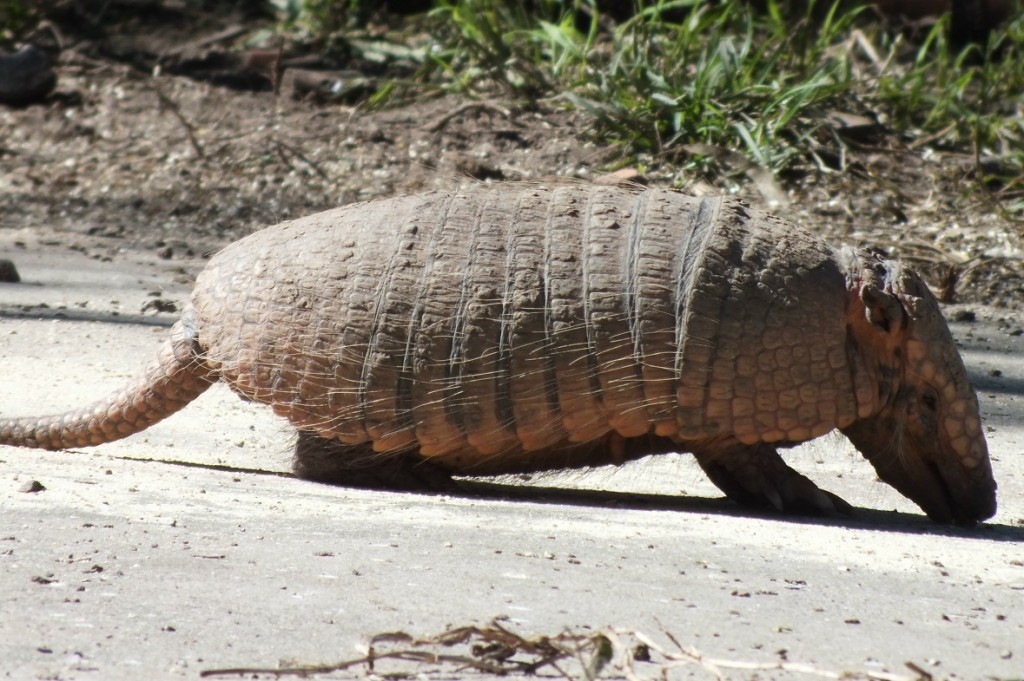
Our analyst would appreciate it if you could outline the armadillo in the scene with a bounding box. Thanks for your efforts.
[0,183,997,524]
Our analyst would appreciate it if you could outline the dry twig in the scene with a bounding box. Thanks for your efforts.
[425,101,513,133]
[150,78,206,161]
[200,620,928,680]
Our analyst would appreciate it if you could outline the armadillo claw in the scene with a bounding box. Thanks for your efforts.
[693,443,853,517]
[774,471,854,516]
[818,489,855,516]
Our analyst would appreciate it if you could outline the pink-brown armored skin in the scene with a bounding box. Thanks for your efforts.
[0,183,997,524]
[839,257,996,524]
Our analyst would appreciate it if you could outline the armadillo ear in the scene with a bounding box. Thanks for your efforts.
[860,283,904,334]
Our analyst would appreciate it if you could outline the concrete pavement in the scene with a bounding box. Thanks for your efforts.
[2,237,1022,680]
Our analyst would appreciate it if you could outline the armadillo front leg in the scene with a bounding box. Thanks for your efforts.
[291,431,457,492]
[691,442,853,515]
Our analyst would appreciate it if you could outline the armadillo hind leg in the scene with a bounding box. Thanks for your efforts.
[691,443,853,516]
[291,431,457,492]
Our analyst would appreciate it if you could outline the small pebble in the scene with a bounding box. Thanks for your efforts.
[952,310,975,322]
[19,480,46,493]
[140,299,178,314]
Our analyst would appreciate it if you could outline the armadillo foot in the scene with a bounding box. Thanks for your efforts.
[692,442,853,516]
[291,431,457,492]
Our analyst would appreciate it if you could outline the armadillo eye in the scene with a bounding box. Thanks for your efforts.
[921,391,938,412]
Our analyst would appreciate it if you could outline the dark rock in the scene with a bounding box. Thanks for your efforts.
[0,259,20,283]
[0,45,57,107]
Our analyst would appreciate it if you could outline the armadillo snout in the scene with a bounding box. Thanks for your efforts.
[843,368,997,523]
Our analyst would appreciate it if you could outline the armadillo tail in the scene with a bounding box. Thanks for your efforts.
[0,317,215,450]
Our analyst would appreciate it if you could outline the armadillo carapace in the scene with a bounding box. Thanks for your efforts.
[0,183,997,524]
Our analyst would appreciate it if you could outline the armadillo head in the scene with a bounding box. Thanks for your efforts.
[839,254,997,525]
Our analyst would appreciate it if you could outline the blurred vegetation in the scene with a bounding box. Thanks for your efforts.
[267,0,1023,190]
[0,0,38,42]
[6,0,1023,199]
[416,0,1023,188]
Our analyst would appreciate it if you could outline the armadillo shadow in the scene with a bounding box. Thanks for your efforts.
[453,479,1024,540]
[967,366,1024,399]
[0,306,176,329]
[113,455,1024,541]
[954,325,1024,398]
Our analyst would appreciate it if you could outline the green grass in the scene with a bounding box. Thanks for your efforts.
[877,18,1024,169]
[0,0,39,41]
[409,0,1024,193]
